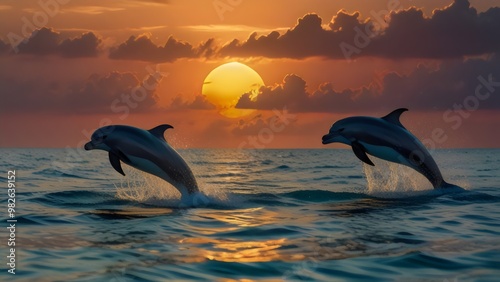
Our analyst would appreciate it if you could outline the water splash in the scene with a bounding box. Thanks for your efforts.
[114,166,229,208]
[115,168,178,202]
[362,157,434,197]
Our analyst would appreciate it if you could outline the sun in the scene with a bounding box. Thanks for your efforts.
[202,62,264,118]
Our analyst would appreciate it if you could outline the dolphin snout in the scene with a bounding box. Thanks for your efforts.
[84,141,94,150]
[322,133,334,144]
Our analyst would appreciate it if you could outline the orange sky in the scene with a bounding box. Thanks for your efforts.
[0,0,499,148]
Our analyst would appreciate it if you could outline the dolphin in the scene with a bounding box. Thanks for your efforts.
[322,108,456,189]
[84,124,199,198]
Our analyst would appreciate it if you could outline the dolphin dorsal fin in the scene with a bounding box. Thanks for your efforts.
[381,108,408,128]
[148,124,173,141]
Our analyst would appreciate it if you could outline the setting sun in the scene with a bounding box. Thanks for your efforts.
[202,62,264,118]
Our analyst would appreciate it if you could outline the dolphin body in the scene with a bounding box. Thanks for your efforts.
[322,108,455,189]
[84,124,199,198]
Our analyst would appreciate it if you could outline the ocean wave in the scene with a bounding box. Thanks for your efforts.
[280,190,368,202]
[219,226,300,238]
[5,148,500,281]
[313,165,355,169]
[33,168,88,179]
[273,165,291,170]
[34,190,127,207]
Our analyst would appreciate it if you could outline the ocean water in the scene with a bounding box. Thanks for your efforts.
[0,148,499,282]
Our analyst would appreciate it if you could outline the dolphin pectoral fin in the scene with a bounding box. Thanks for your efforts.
[381,108,408,129]
[149,124,174,141]
[114,149,131,163]
[109,152,126,176]
[352,141,375,166]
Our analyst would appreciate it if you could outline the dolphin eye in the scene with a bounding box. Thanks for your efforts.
[95,135,107,142]
[338,128,345,132]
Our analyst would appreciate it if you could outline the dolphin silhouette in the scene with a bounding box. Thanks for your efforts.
[84,124,199,197]
[322,108,456,189]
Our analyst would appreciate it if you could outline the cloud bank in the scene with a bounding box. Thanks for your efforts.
[108,35,215,62]
[166,95,215,111]
[1,0,497,62]
[221,0,500,60]
[236,55,500,112]
[0,71,159,114]
[13,28,101,57]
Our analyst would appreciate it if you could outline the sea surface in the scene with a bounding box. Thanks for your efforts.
[0,148,499,282]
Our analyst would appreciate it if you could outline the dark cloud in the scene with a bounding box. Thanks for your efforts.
[15,27,101,58]
[0,71,159,114]
[109,35,215,62]
[4,1,498,61]
[219,13,358,59]
[231,115,268,136]
[65,72,158,113]
[219,0,500,60]
[236,74,376,112]
[379,55,500,110]
[196,38,216,59]
[166,95,215,111]
[367,0,500,58]
[18,27,59,55]
[0,40,9,54]
[236,55,500,112]
[231,114,297,136]
[59,32,101,58]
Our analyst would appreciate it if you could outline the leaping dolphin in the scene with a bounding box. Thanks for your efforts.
[322,108,456,189]
[84,124,199,198]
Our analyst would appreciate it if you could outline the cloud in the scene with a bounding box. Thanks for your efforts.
[181,24,289,33]
[230,114,297,136]
[18,27,59,55]
[236,54,500,112]
[367,0,500,58]
[0,71,159,114]
[219,0,500,59]
[0,40,9,54]
[166,95,215,111]
[15,28,101,57]
[65,72,158,113]
[5,1,497,61]
[0,5,12,10]
[379,55,500,110]
[27,0,494,62]
[59,32,101,58]
[109,34,216,62]
[126,0,170,5]
[236,74,376,112]
[219,13,347,59]
[64,6,125,15]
